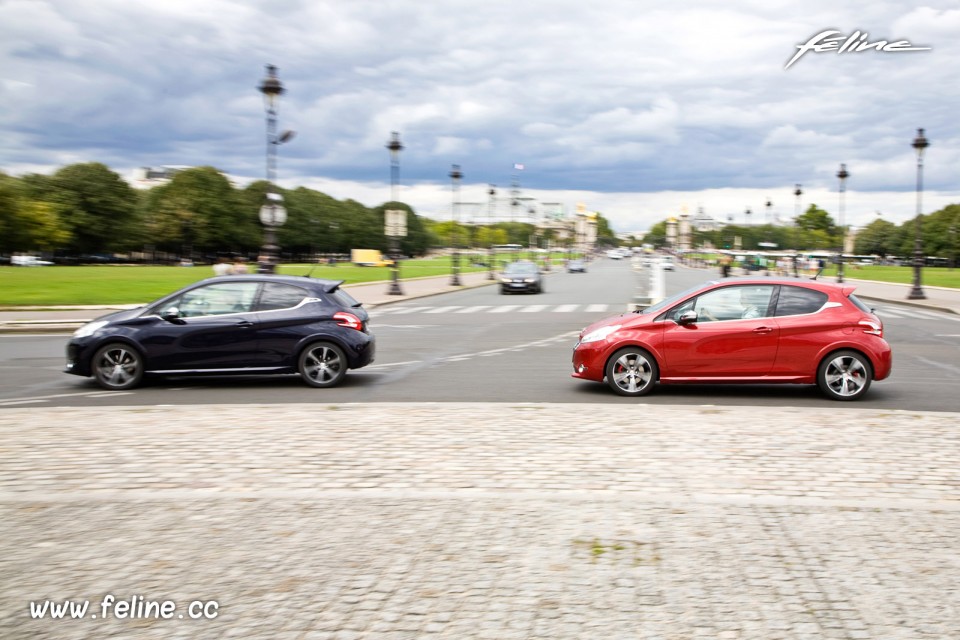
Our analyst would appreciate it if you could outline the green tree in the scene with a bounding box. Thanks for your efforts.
[41,163,138,254]
[144,167,257,256]
[853,218,898,257]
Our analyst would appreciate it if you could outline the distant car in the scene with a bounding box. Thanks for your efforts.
[500,260,544,294]
[11,255,53,266]
[572,278,891,401]
[567,259,586,273]
[659,256,675,271]
[606,249,623,260]
[65,275,375,390]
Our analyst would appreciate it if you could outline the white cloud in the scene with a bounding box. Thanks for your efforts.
[1,0,958,234]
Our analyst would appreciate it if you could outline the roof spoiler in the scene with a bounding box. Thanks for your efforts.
[322,280,347,293]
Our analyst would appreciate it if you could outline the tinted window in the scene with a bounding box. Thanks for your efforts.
[774,286,828,317]
[329,288,361,309]
[848,294,874,313]
[504,262,538,275]
[176,282,260,317]
[258,283,309,311]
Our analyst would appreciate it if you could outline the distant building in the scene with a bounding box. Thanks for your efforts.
[132,165,192,188]
[692,207,721,232]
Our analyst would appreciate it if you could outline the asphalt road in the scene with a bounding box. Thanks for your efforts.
[2,259,960,411]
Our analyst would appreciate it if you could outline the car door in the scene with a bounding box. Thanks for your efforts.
[251,282,317,367]
[659,284,780,378]
[140,281,264,372]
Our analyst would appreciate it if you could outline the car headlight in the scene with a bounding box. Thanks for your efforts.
[73,320,109,338]
[580,324,621,343]
[524,278,536,283]
[500,277,511,283]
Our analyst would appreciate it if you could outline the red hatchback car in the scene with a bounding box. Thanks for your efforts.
[572,278,892,400]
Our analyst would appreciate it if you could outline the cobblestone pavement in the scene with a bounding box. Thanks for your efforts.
[2,403,959,639]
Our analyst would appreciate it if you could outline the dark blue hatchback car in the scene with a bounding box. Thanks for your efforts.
[65,275,375,390]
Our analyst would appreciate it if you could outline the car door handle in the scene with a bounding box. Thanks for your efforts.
[752,326,773,334]
[235,320,254,328]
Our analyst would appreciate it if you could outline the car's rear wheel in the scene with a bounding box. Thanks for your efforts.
[817,350,872,400]
[91,343,144,390]
[605,347,658,397]
[299,341,348,388]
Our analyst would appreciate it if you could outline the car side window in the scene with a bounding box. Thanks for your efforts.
[176,282,260,318]
[775,286,828,316]
[674,286,774,323]
[258,283,309,311]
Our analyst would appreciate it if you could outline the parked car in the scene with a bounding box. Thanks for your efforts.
[571,278,891,400]
[499,260,544,294]
[65,275,375,390]
[567,259,587,273]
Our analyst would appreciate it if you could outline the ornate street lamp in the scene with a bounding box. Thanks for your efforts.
[908,128,929,300]
[449,164,463,286]
[745,207,751,226]
[765,198,773,225]
[385,132,404,295]
[487,185,497,280]
[836,164,849,283]
[257,64,294,274]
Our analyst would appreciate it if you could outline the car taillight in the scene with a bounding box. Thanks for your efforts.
[334,312,364,331]
[859,319,882,337]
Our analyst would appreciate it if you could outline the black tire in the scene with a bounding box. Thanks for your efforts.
[298,341,348,388]
[91,343,144,391]
[605,347,658,397]
[817,349,872,400]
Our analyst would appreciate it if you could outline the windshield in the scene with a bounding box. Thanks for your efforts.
[504,262,538,275]
[637,282,710,315]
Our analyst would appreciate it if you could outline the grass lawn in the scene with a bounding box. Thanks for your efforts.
[0,254,561,306]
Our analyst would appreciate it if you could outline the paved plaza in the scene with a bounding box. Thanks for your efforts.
[2,403,959,639]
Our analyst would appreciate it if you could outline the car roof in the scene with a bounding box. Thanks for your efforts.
[705,277,848,292]
[202,274,346,293]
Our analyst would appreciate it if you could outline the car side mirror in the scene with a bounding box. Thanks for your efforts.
[161,307,185,324]
[677,310,698,325]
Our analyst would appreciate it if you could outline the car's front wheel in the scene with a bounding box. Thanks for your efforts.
[299,341,348,388]
[605,347,658,397]
[91,343,144,390]
[817,350,872,400]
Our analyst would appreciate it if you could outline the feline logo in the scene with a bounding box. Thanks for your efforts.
[785,30,931,69]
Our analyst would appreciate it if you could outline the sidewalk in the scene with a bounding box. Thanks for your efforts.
[0,267,957,333]
[3,403,959,639]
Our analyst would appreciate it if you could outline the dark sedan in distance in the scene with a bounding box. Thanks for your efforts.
[65,275,375,390]
[499,260,544,294]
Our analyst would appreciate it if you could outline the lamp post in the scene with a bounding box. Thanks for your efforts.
[449,164,463,286]
[793,184,802,277]
[745,207,751,226]
[765,198,773,225]
[487,185,497,280]
[385,132,404,295]
[257,64,293,274]
[908,128,929,300]
[836,163,849,283]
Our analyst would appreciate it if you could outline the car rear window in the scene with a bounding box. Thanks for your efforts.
[329,287,362,308]
[774,286,828,316]
[848,294,874,313]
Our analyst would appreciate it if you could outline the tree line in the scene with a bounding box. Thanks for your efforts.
[637,202,960,264]
[0,162,619,262]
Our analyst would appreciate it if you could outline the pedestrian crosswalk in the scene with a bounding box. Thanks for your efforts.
[370,303,615,318]
[873,305,960,321]
[368,302,958,321]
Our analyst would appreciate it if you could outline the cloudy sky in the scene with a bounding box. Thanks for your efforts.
[2,0,958,234]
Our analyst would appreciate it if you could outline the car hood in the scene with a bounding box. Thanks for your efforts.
[579,311,650,338]
[90,307,147,325]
